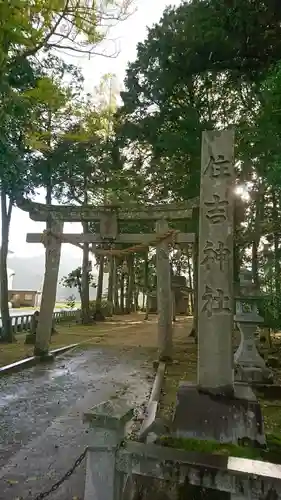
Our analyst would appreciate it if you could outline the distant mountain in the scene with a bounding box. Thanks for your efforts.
[8,249,107,301]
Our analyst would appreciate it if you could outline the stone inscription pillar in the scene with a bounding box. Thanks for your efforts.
[198,130,235,394]
[156,219,173,361]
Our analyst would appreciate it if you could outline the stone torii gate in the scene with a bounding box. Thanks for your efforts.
[18,197,199,359]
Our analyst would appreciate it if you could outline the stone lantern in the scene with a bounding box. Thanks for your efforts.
[234,268,273,384]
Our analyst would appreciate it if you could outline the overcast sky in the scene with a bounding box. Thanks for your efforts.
[6,0,180,259]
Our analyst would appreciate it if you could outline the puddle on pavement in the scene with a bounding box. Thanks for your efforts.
[0,393,20,408]
[47,367,69,379]
[0,384,31,408]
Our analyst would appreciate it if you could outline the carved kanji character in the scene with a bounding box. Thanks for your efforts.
[203,154,231,177]
[204,194,228,224]
[201,241,230,271]
[201,285,231,317]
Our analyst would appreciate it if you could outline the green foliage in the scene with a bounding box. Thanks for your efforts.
[50,127,121,204]
[159,434,281,464]
[249,62,281,186]
[117,1,281,204]
[60,267,96,297]
[65,295,76,310]
[0,0,131,199]
[0,0,133,340]
[0,0,130,60]
[260,296,281,331]
[0,56,38,196]
[159,436,262,460]
[89,299,112,318]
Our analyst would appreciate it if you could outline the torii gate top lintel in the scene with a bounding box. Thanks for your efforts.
[16,196,199,223]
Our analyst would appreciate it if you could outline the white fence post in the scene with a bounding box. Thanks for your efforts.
[83,399,134,500]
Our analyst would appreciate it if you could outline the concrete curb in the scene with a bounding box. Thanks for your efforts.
[0,343,78,377]
[139,361,166,441]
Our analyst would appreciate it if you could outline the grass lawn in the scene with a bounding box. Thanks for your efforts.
[158,317,195,420]
[0,312,159,368]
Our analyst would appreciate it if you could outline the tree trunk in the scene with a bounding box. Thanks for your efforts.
[132,260,137,311]
[170,263,176,322]
[0,192,13,342]
[120,272,125,313]
[35,128,59,355]
[125,255,134,313]
[190,236,198,340]
[81,221,91,324]
[96,255,104,314]
[233,197,243,294]
[113,259,119,313]
[134,291,139,311]
[172,291,176,322]
[272,190,280,296]
[156,219,173,361]
[252,184,265,289]
[35,219,63,357]
[107,256,114,316]
[77,282,82,303]
[186,245,194,313]
[252,240,259,289]
[81,172,91,323]
[124,274,129,313]
[144,253,149,320]
[145,293,150,319]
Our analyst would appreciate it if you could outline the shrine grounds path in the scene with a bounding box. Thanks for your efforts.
[0,314,192,500]
[2,313,281,499]
[0,313,157,367]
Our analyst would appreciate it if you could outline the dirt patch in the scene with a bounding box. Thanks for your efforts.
[83,316,159,347]
[0,313,160,368]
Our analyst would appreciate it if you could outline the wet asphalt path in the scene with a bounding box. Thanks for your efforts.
[0,347,152,499]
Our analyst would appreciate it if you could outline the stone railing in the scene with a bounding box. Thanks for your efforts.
[83,399,281,500]
[0,309,78,337]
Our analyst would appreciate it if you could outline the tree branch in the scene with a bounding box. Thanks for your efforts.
[7,198,13,224]
[22,0,71,58]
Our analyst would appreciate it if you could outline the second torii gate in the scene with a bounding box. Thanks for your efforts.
[17,197,199,359]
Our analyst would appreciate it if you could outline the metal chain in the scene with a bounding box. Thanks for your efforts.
[32,448,87,500]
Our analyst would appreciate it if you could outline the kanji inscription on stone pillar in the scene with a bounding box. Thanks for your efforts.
[198,130,235,394]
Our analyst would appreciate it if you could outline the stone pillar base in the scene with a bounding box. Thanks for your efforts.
[34,349,54,362]
[172,382,266,447]
[235,364,273,385]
